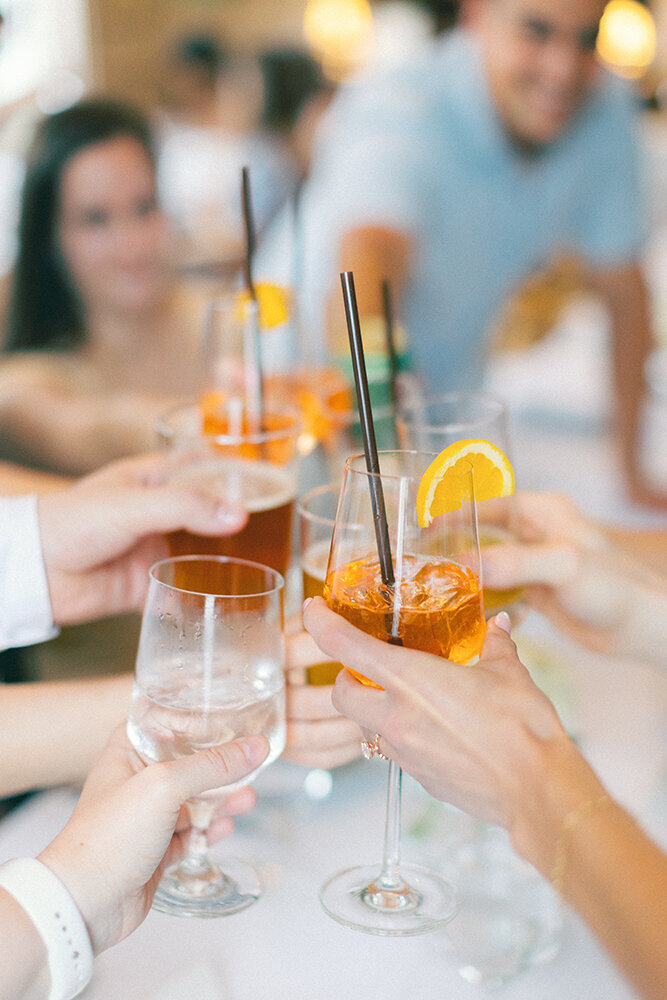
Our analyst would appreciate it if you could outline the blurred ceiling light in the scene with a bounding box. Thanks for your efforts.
[303,0,374,79]
[596,0,657,79]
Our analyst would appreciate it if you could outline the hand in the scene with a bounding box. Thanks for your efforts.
[282,629,362,768]
[303,598,568,832]
[38,452,247,625]
[38,726,268,954]
[482,492,641,652]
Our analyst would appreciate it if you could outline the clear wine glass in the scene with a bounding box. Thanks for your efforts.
[127,554,286,917]
[397,391,526,617]
[320,450,486,935]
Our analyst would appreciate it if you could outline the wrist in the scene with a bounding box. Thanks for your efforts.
[0,858,94,1000]
[507,729,606,880]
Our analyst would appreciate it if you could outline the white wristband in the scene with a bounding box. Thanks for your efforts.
[0,858,93,1000]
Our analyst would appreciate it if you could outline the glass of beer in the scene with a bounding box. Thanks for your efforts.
[297,482,344,686]
[126,555,286,917]
[156,402,300,577]
[397,392,526,617]
[320,450,486,935]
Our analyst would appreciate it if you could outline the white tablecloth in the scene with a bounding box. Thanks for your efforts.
[1,609,665,1000]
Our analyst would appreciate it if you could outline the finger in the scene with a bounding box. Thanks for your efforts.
[286,629,336,670]
[331,665,386,730]
[283,741,361,769]
[286,715,363,750]
[152,736,269,807]
[287,682,342,721]
[303,598,403,689]
[108,485,248,541]
[477,616,528,676]
[482,540,579,589]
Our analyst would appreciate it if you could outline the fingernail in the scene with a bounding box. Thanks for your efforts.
[215,504,245,528]
[302,597,312,612]
[238,736,263,764]
[494,611,512,634]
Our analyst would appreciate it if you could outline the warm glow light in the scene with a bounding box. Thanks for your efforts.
[596,0,657,78]
[303,0,374,79]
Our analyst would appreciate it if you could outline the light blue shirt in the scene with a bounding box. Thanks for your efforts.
[274,29,647,392]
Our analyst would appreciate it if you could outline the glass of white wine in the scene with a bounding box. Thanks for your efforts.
[126,554,286,917]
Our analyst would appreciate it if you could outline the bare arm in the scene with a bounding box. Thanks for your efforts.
[0,674,132,797]
[306,603,667,1000]
[327,226,413,355]
[0,891,49,1000]
[589,262,664,509]
[0,359,172,476]
[0,462,71,495]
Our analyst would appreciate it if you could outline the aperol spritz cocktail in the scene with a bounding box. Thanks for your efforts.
[320,450,485,935]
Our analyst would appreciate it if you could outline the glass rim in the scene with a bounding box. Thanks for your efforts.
[148,554,285,599]
[155,401,302,447]
[296,481,340,525]
[343,449,439,483]
[397,390,507,433]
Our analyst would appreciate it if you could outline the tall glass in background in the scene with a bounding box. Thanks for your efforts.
[397,391,525,617]
[297,482,344,686]
[320,450,486,935]
[126,555,286,917]
[156,402,300,577]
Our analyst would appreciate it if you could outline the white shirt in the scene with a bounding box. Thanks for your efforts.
[0,495,58,650]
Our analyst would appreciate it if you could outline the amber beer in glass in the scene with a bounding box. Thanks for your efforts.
[156,403,300,578]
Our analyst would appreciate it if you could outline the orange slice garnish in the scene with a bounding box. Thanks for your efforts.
[237,283,290,329]
[416,439,514,527]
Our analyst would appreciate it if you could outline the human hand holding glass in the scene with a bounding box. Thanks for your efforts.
[319,450,486,935]
[126,554,286,917]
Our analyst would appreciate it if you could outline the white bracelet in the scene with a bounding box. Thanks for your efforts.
[0,857,93,1000]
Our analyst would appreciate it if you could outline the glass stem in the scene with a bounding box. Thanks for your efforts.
[182,825,212,876]
[377,761,405,891]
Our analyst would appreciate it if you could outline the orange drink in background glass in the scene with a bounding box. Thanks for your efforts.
[156,402,300,578]
[297,483,344,686]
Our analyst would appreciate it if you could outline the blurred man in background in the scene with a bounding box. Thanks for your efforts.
[295,0,660,506]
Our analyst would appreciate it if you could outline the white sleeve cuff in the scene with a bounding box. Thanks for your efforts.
[0,495,59,651]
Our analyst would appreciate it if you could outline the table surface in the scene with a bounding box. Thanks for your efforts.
[1,604,665,1000]
[2,327,667,998]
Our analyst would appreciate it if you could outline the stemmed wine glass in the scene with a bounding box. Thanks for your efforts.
[397,391,525,617]
[127,554,286,917]
[320,450,486,935]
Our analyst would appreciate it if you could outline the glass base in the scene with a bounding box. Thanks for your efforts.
[320,862,458,936]
[152,856,261,918]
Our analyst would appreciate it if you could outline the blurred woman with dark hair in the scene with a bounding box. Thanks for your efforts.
[0,98,204,475]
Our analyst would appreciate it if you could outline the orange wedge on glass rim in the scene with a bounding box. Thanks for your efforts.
[416,438,515,527]
[236,283,290,329]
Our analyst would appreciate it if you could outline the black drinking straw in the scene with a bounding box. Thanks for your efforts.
[381,278,399,412]
[240,166,263,426]
[340,271,396,591]
[241,166,257,302]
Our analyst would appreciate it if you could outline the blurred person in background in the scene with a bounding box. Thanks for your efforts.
[155,32,296,261]
[0,98,209,476]
[295,0,661,507]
